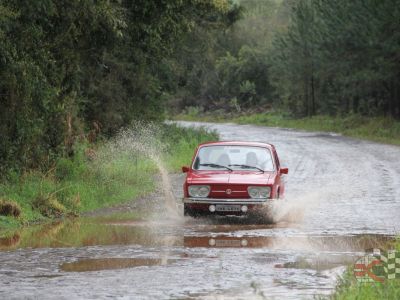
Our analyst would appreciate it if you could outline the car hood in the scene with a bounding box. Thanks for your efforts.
[187,171,272,185]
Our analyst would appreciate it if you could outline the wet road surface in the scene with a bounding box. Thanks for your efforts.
[1,121,400,299]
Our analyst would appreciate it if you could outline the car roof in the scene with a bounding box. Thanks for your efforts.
[198,141,274,149]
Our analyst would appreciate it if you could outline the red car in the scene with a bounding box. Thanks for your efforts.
[182,141,288,218]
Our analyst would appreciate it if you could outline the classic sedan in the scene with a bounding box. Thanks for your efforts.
[182,141,288,218]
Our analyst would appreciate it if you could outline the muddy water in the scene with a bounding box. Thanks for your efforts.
[1,121,400,299]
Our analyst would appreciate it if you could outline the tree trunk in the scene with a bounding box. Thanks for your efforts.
[304,76,309,117]
[395,75,400,119]
[311,74,316,115]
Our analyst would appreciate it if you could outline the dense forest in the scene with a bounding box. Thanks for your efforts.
[175,0,400,119]
[0,0,240,173]
[1,0,400,173]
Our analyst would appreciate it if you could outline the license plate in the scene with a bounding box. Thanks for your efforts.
[215,239,242,247]
[215,205,241,212]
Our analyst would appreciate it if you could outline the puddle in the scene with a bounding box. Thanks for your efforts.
[0,211,397,300]
[60,258,175,272]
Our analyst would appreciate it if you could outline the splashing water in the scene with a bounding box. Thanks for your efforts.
[97,122,180,219]
[269,184,345,225]
[269,192,319,224]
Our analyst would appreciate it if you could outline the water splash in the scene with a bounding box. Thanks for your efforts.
[97,122,180,219]
[268,185,345,225]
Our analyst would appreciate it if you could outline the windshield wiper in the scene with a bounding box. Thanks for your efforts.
[228,164,264,173]
[199,163,233,171]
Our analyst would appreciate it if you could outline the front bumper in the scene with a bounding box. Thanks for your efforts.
[183,197,270,216]
[183,197,268,205]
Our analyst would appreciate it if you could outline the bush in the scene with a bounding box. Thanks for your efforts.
[0,199,21,218]
[55,158,76,181]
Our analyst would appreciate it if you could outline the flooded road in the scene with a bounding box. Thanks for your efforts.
[1,121,400,299]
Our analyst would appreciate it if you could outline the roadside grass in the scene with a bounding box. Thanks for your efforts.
[162,124,219,169]
[173,112,400,146]
[0,123,218,230]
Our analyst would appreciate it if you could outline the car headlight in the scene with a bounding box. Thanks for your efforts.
[247,186,271,199]
[188,185,210,198]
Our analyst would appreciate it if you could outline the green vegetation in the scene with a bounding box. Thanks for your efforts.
[0,0,238,173]
[271,0,400,119]
[168,0,284,112]
[0,124,218,230]
[170,0,400,127]
[0,0,226,229]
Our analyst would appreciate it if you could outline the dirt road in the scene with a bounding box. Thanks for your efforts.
[1,121,399,299]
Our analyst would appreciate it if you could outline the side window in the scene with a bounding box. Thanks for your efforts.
[193,156,200,169]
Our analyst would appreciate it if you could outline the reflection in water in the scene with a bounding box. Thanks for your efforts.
[183,234,393,252]
[0,219,394,253]
[0,219,174,250]
[60,258,174,272]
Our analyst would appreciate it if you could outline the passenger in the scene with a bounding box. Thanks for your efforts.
[216,153,231,166]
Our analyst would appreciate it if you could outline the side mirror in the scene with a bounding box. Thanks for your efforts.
[280,167,288,175]
[182,166,190,173]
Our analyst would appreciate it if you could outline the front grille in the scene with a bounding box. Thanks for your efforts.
[209,185,249,199]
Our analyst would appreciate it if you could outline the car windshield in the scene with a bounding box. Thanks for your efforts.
[193,145,274,172]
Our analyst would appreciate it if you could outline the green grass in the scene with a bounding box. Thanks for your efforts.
[0,123,218,230]
[161,124,219,169]
[174,112,400,146]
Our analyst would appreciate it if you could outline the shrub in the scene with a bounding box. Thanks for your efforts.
[55,158,76,180]
[0,199,22,218]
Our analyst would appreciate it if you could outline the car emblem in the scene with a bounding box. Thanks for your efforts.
[226,189,232,195]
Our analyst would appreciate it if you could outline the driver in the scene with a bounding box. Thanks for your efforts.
[246,152,258,167]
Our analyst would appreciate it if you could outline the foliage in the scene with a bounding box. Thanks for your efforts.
[168,0,281,112]
[215,46,273,107]
[172,0,400,125]
[0,0,233,173]
[270,0,400,118]
[161,123,218,169]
